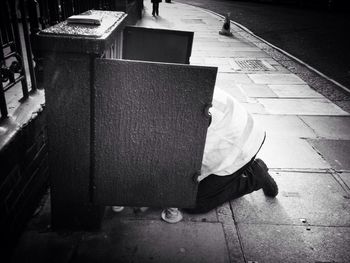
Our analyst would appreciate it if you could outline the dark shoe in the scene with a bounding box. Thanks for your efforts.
[253,159,278,197]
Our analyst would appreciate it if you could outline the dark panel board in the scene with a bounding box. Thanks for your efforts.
[122,26,193,64]
[94,59,217,207]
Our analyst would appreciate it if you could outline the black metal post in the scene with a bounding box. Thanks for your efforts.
[47,0,60,25]
[28,0,43,86]
[61,0,74,20]
[8,0,29,98]
[19,0,37,91]
[0,39,8,118]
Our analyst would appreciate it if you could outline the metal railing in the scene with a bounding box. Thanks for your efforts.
[1,0,32,118]
[1,0,141,119]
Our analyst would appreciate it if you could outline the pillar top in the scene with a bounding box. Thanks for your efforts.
[38,10,127,54]
[41,10,126,38]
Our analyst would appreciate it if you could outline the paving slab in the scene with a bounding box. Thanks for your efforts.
[73,220,231,263]
[258,98,350,115]
[216,203,245,263]
[300,116,350,140]
[268,84,324,98]
[195,46,261,52]
[257,136,331,169]
[192,50,270,58]
[205,57,230,66]
[230,172,350,226]
[217,72,254,84]
[249,73,306,84]
[253,114,316,138]
[192,42,230,48]
[238,84,278,98]
[238,224,350,263]
[227,41,260,48]
[339,172,350,189]
[308,139,350,170]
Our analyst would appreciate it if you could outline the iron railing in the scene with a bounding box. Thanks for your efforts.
[1,0,32,118]
[1,0,141,119]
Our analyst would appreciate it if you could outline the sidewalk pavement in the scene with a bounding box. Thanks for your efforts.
[11,1,350,262]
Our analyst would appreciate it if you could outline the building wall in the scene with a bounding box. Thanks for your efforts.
[0,108,48,255]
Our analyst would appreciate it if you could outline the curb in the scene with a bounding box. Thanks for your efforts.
[182,3,350,95]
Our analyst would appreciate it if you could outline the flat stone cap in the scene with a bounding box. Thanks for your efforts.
[38,10,127,54]
[41,10,127,38]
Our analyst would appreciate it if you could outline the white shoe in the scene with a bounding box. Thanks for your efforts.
[112,206,124,212]
[161,208,183,223]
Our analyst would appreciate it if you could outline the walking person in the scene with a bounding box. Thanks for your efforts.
[151,0,162,17]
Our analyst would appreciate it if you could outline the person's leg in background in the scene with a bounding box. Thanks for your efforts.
[152,3,156,16]
[155,2,159,16]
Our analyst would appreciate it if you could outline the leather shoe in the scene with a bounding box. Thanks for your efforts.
[253,159,278,197]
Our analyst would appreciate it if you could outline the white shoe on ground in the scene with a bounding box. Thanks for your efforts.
[112,206,125,212]
[161,208,183,223]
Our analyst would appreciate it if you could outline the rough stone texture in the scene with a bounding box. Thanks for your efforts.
[38,11,127,55]
[231,172,350,226]
[94,59,217,207]
[257,136,331,169]
[238,224,350,263]
[74,220,230,263]
[308,139,350,170]
[300,116,350,139]
[41,11,126,37]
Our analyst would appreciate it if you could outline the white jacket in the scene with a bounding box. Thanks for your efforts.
[199,89,265,182]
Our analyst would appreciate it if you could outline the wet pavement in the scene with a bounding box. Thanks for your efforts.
[11,1,350,262]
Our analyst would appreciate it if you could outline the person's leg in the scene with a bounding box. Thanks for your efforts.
[155,3,159,16]
[185,158,278,214]
[152,3,156,16]
[251,158,278,197]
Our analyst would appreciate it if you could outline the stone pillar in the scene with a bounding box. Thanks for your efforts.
[38,10,127,230]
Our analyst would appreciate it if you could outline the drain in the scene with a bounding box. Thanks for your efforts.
[230,59,275,71]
